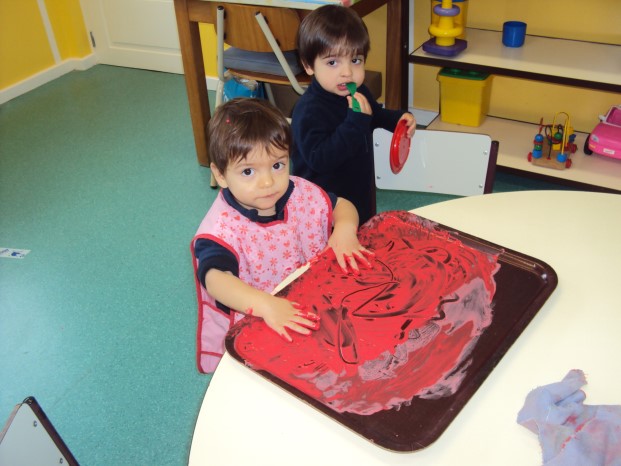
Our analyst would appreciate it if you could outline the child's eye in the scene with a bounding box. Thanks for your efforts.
[273,161,286,171]
[241,168,254,176]
[352,57,363,65]
[327,59,337,67]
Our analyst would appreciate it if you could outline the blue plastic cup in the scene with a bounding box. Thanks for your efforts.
[502,21,527,47]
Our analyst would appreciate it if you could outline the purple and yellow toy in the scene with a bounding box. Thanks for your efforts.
[423,0,467,57]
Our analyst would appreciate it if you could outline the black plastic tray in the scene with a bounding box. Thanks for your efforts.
[225,212,557,452]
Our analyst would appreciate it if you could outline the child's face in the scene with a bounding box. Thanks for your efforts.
[304,52,365,97]
[211,145,290,217]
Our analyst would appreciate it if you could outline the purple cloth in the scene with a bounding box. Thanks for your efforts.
[517,369,621,465]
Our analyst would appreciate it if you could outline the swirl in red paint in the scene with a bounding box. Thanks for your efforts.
[232,211,499,415]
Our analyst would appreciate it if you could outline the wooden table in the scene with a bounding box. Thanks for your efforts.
[173,0,408,166]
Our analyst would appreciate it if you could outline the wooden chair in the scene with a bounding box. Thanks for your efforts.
[207,4,310,187]
[212,3,311,107]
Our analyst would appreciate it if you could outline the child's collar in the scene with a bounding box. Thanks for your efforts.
[222,180,294,223]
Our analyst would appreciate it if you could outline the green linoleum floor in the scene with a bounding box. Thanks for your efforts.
[0,64,574,465]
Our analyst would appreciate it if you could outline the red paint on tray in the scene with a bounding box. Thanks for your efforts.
[232,211,500,415]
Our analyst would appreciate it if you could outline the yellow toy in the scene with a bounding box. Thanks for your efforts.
[423,0,467,56]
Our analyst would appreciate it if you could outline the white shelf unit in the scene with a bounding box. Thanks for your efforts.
[410,28,621,192]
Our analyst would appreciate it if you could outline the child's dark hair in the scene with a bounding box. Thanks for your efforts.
[208,98,291,174]
[297,5,370,70]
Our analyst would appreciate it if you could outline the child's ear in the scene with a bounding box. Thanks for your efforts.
[302,62,314,76]
[210,163,228,188]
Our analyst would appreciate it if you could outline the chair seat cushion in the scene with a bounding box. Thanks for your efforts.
[223,48,303,77]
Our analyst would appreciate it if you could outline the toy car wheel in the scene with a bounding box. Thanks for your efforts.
[583,135,593,155]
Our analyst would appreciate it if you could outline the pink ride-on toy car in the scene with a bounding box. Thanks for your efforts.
[584,105,621,160]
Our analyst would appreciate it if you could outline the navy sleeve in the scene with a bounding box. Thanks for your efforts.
[194,238,239,314]
[292,83,406,175]
[360,86,406,132]
[194,238,239,285]
[292,89,372,174]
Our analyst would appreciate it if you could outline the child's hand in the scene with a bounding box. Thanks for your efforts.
[252,295,320,342]
[329,197,374,274]
[204,269,319,343]
[348,92,372,115]
[328,223,374,275]
[400,113,416,138]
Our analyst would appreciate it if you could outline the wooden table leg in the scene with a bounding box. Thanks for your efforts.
[385,0,408,110]
[174,0,211,167]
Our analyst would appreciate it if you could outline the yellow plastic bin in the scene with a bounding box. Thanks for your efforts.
[437,67,492,127]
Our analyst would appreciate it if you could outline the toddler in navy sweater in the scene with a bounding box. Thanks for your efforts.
[292,5,416,225]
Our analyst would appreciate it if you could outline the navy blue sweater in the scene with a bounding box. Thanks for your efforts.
[291,78,403,225]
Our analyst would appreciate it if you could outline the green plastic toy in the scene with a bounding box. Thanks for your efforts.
[346,82,361,112]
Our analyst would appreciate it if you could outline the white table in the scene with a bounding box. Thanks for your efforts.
[188,190,621,465]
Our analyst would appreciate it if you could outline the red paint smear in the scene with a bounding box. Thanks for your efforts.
[231,211,499,415]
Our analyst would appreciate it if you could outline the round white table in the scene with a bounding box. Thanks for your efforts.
[188,191,621,465]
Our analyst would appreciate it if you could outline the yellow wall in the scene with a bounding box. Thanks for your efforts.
[0,1,55,87]
[46,0,91,59]
[0,0,91,89]
[1,0,386,98]
[361,6,388,98]
[199,23,218,78]
[413,0,621,132]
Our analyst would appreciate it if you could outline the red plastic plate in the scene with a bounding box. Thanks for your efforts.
[390,119,410,174]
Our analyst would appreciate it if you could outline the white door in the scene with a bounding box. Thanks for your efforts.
[79,0,183,74]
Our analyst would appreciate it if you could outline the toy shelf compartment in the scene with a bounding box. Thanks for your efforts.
[410,28,621,93]
[426,116,621,192]
[410,28,621,192]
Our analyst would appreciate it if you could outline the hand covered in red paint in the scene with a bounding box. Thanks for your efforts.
[203,269,320,343]
[251,296,320,342]
[328,225,374,275]
[329,198,375,275]
[399,113,416,138]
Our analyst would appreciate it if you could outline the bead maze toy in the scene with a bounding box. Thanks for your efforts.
[423,0,467,57]
[527,112,577,170]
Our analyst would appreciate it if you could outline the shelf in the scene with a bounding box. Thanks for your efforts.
[427,116,621,192]
[411,27,621,191]
[411,28,621,92]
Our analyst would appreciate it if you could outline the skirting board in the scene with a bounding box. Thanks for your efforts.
[0,54,98,105]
